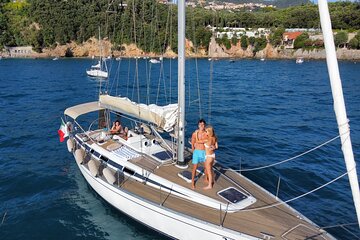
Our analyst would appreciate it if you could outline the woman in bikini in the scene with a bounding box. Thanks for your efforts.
[203,126,218,190]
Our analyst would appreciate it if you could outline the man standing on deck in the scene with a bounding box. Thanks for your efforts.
[191,119,207,189]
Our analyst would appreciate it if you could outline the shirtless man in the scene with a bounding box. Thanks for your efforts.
[191,119,207,189]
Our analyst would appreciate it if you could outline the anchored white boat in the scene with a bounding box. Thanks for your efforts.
[149,58,161,64]
[86,28,108,79]
[296,57,304,64]
[62,1,360,239]
[86,61,108,78]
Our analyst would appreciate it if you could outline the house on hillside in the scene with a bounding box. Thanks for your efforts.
[283,32,303,49]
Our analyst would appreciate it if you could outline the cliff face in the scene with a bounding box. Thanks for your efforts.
[3,37,360,60]
[208,37,360,60]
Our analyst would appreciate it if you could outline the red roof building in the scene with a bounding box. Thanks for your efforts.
[282,31,303,48]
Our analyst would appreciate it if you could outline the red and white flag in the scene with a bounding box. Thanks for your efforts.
[58,119,69,142]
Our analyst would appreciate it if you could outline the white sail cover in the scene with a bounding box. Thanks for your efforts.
[99,94,178,132]
[64,101,103,120]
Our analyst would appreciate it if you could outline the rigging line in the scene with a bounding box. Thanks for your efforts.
[147,63,152,104]
[140,0,150,105]
[132,0,141,121]
[160,5,173,105]
[109,59,122,96]
[339,226,360,240]
[190,7,202,118]
[156,61,164,105]
[131,54,137,99]
[237,166,354,213]
[146,3,156,104]
[126,58,131,97]
[116,8,126,96]
[321,222,359,229]
[226,133,345,172]
[208,59,213,123]
[168,4,173,102]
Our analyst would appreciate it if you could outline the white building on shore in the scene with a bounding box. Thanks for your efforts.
[209,26,271,39]
[5,46,35,57]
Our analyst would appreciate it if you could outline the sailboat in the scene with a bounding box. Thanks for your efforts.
[61,0,360,239]
[86,28,108,79]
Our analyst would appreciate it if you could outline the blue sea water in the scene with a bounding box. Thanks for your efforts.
[0,58,359,239]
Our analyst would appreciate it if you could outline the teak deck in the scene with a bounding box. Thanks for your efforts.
[121,161,328,239]
[88,136,330,239]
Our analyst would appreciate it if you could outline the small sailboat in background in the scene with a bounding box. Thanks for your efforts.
[86,28,108,79]
[86,60,108,79]
[52,56,59,61]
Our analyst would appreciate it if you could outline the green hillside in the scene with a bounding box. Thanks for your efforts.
[1,0,359,53]
[214,0,312,8]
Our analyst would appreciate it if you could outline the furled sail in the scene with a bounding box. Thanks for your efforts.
[91,61,101,68]
[99,94,178,132]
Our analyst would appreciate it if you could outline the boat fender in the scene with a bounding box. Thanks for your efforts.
[75,149,84,165]
[103,168,116,184]
[88,160,100,177]
[67,138,74,152]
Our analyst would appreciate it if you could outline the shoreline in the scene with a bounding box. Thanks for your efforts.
[3,37,360,61]
[1,55,359,62]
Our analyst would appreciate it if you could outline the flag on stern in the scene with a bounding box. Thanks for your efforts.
[58,119,69,142]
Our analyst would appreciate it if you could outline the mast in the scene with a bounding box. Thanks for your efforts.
[176,0,186,166]
[318,0,360,227]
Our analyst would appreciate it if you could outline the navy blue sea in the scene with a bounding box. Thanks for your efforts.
[0,58,359,239]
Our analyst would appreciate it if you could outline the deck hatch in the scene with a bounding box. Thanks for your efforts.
[217,187,248,204]
[153,150,173,161]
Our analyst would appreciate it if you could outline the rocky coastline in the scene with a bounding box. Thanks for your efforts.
[2,37,360,60]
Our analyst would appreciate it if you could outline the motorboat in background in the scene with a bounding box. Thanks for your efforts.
[296,57,304,64]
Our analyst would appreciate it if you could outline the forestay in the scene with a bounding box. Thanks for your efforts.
[99,94,178,132]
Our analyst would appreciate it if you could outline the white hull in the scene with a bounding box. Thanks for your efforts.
[296,58,304,64]
[86,69,108,78]
[149,59,161,64]
[75,155,257,240]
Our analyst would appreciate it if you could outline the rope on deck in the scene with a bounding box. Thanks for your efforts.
[225,131,349,172]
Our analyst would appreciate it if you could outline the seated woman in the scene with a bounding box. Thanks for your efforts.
[110,120,122,135]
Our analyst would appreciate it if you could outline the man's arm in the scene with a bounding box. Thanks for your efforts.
[191,132,196,151]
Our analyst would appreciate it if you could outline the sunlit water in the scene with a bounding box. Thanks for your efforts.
[0,58,359,239]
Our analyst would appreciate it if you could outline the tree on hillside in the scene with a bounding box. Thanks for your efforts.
[294,33,309,49]
[231,35,238,45]
[253,36,267,53]
[269,27,285,47]
[248,36,256,46]
[348,38,359,49]
[240,35,248,50]
[334,31,348,48]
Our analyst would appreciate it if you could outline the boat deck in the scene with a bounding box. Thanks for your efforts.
[123,160,329,239]
[81,132,331,239]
